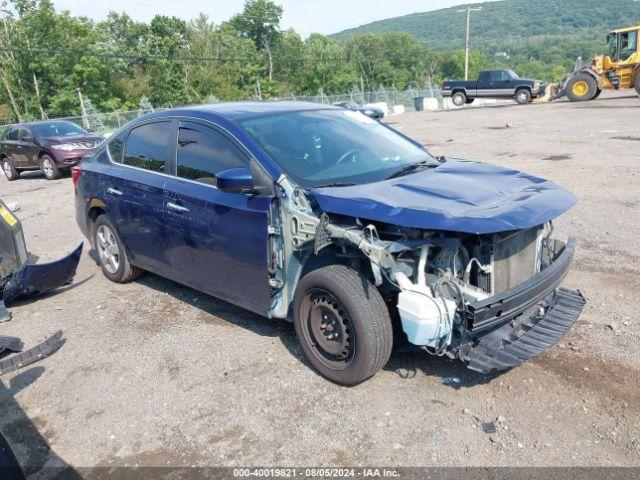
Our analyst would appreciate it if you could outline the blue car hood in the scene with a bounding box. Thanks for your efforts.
[311,159,576,234]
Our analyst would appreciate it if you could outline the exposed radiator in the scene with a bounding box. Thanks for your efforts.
[491,227,541,293]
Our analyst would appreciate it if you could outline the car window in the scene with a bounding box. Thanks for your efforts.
[490,71,509,82]
[19,128,31,141]
[6,128,19,141]
[107,131,126,163]
[123,122,171,172]
[176,125,247,185]
[30,121,86,137]
[620,31,637,60]
[241,109,437,188]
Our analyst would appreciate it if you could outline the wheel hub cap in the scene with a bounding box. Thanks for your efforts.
[96,225,120,274]
[573,81,588,96]
[43,159,53,176]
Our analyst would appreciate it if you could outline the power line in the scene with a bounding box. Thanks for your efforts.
[0,46,430,64]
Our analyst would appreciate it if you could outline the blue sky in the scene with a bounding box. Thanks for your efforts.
[52,0,489,37]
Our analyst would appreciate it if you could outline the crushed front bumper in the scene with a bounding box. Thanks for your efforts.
[458,237,585,373]
[1,244,83,303]
[1,197,82,316]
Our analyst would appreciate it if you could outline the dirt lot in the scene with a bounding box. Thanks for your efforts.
[1,91,639,475]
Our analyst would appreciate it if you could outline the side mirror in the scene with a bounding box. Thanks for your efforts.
[22,135,33,142]
[216,167,255,194]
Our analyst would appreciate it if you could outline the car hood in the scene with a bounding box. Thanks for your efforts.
[310,158,576,234]
[41,134,104,145]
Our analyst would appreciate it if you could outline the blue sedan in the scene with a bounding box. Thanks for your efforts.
[74,102,584,385]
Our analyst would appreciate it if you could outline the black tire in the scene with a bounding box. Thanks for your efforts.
[593,88,602,99]
[93,215,141,283]
[293,265,393,385]
[40,154,60,180]
[634,74,640,96]
[514,88,532,104]
[452,91,467,107]
[566,73,597,102]
[465,98,475,104]
[1,157,19,181]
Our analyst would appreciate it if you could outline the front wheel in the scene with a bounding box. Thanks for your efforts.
[40,154,60,180]
[1,158,19,181]
[515,89,532,104]
[566,73,597,102]
[293,265,393,385]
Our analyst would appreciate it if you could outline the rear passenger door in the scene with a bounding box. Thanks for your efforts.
[4,128,25,166]
[163,120,272,312]
[107,120,174,271]
[19,128,39,166]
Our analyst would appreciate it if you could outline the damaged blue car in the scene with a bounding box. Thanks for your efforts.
[73,102,585,385]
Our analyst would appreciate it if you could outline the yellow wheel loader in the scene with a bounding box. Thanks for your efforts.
[557,25,640,102]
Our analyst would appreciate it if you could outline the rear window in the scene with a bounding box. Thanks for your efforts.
[107,132,126,163]
[123,122,171,172]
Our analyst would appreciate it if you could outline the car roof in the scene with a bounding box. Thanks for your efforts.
[611,25,640,34]
[141,101,337,123]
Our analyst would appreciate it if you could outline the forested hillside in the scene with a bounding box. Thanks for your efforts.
[333,0,640,82]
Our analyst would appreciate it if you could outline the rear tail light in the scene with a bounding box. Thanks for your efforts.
[71,165,82,192]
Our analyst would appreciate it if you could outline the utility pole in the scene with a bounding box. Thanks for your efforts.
[457,6,483,80]
[77,88,90,130]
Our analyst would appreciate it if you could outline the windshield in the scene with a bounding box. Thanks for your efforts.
[31,121,86,138]
[241,109,437,188]
[507,70,520,79]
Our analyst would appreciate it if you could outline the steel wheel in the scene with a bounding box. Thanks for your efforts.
[96,224,121,274]
[299,289,355,371]
[572,81,589,97]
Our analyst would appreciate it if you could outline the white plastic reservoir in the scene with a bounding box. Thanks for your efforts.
[397,290,457,347]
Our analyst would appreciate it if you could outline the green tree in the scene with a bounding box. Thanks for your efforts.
[228,0,283,81]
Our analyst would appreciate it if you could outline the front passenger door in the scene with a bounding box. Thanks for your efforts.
[490,71,511,97]
[163,121,272,312]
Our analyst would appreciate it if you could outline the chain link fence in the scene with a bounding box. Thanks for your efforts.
[0,87,444,136]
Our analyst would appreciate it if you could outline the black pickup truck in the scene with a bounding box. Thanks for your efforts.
[442,69,546,106]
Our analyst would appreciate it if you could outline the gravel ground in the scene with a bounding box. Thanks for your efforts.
[0,91,639,475]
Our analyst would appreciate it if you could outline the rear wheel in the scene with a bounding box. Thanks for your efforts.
[566,73,597,102]
[452,91,467,107]
[293,265,393,385]
[93,215,141,283]
[1,158,19,181]
[40,154,60,180]
[634,74,640,96]
[515,88,532,104]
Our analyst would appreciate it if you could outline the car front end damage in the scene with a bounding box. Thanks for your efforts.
[266,161,584,374]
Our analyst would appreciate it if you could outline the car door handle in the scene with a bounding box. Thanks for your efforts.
[166,202,189,213]
[107,188,123,196]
